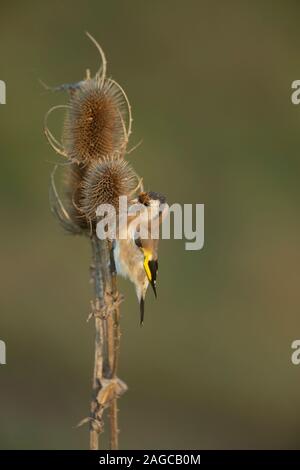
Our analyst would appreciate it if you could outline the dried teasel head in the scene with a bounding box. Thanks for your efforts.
[80,155,139,224]
[44,34,132,163]
[63,76,132,165]
[64,162,89,231]
[46,35,138,235]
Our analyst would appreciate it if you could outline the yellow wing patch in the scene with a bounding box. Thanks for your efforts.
[143,253,152,281]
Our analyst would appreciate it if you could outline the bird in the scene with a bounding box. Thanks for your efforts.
[113,191,167,325]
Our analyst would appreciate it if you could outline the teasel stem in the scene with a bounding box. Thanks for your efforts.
[89,236,105,450]
[89,235,124,450]
[110,268,121,450]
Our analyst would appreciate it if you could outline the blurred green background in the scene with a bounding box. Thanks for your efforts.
[1,0,300,450]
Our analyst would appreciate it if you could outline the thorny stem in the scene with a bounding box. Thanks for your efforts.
[109,398,119,450]
[89,236,124,450]
[89,236,105,450]
[110,271,121,450]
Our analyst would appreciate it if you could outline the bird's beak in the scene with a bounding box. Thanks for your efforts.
[148,259,158,298]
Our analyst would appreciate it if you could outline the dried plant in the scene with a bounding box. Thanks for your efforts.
[44,33,166,450]
[44,33,136,450]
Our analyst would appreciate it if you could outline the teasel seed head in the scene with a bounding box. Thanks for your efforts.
[80,155,139,224]
[63,77,130,165]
